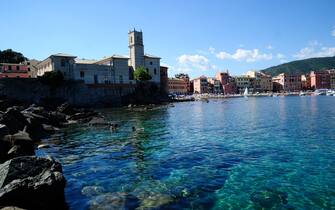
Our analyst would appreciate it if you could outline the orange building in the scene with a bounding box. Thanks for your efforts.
[168,78,188,94]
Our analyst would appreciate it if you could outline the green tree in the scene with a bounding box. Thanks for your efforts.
[0,49,28,63]
[134,66,152,81]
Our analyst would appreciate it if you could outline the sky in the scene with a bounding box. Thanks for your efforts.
[1,0,335,78]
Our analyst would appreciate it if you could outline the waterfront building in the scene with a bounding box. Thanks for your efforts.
[328,69,335,89]
[175,73,191,93]
[215,71,237,94]
[36,30,161,85]
[234,75,254,94]
[272,73,301,92]
[301,74,311,90]
[160,66,168,93]
[0,63,31,78]
[245,71,273,92]
[207,77,222,93]
[193,76,208,94]
[168,78,188,94]
[310,71,330,90]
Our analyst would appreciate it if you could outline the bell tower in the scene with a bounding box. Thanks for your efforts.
[129,29,144,69]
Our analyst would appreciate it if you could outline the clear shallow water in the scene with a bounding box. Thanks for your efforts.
[39,96,335,209]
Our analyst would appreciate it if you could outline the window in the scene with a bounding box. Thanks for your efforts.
[16,66,19,71]
[61,59,65,67]
[119,75,123,84]
[80,71,85,78]
[8,66,11,71]
[150,61,153,65]
[146,68,149,73]
[154,68,157,75]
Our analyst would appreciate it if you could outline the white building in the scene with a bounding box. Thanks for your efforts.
[36,30,161,85]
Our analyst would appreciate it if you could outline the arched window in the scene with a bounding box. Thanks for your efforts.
[154,68,157,75]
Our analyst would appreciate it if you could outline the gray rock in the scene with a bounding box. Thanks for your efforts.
[3,131,35,159]
[48,111,67,126]
[42,124,60,134]
[88,117,110,126]
[57,103,76,115]
[0,156,67,210]
[0,108,28,134]
[0,124,9,138]
[37,144,51,149]
[67,112,98,122]
[0,206,26,210]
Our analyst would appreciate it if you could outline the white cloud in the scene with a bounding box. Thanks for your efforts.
[216,48,273,62]
[209,47,216,54]
[293,41,335,59]
[276,53,285,59]
[267,45,273,50]
[176,54,216,73]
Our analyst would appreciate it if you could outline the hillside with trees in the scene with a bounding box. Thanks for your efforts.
[261,56,335,76]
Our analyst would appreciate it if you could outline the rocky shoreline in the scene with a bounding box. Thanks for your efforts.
[0,100,102,210]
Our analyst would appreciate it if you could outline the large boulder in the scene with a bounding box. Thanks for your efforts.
[0,108,28,134]
[67,111,98,122]
[0,156,67,210]
[25,117,48,142]
[56,103,76,115]
[3,131,35,159]
[0,125,10,163]
[48,111,67,127]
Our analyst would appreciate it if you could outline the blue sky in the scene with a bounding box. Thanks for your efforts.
[1,0,335,78]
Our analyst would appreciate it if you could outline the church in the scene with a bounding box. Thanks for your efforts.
[36,30,161,85]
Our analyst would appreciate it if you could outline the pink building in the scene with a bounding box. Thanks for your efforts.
[272,73,301,92]
[0,63,30,78]
[215,71,236,94]
[310,71,331,90]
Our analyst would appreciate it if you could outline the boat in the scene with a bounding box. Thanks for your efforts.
[314,89,327,96]
[299,91,307,96]
[326,90,335,96]
[243,87,248,98]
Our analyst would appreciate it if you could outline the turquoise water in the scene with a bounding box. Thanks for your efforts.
[40,96,335,209]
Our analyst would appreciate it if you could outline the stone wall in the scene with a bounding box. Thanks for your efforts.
[0,78,135,107]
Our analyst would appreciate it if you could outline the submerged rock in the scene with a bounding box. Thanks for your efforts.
[139,193,174,209]
[0,156,67,210]
[81,185,106,197]
[89,192,139,210]
[250,188,288,209]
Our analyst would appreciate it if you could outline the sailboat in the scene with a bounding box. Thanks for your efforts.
[243,87,248,98]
